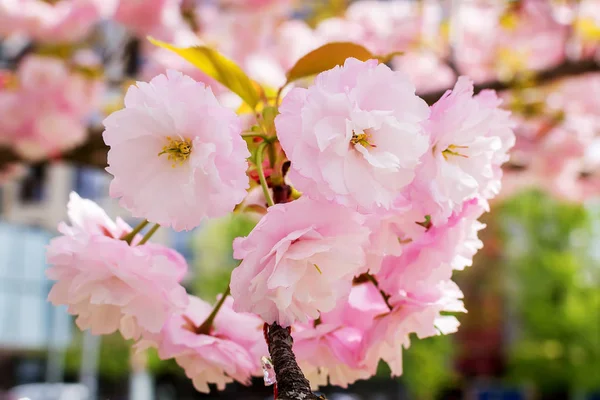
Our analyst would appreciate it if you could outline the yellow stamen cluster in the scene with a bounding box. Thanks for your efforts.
[158,136,192,168]
[351,130,376,148]
[442,144,469,160]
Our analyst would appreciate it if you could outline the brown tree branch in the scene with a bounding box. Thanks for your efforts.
[0,58,599,170]
[419,58,600,104]
[266,323,324,400]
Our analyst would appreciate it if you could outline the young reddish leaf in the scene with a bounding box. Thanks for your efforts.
[284,42,374,85]
[376,51,404,64]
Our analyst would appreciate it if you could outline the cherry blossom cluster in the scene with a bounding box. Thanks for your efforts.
[46,53,514,393]
[0,54,102,161]
[0,0,599,197]
[500,74,600,202]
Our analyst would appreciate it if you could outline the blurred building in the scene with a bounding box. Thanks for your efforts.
[0,161,195,396]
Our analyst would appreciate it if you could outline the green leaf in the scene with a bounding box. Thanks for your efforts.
[148,37,261,109]
[285,42,374,84]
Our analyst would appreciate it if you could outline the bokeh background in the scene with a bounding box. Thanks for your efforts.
[0,0,599,399]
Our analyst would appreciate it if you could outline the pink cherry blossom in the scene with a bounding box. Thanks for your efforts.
[294,282,388,389]
[453,0,567,83]
[361,280,464,377]
[156,295,264,393]
[0,0,117,43]
[0,55,102,161]
[115,0,185,39]
[294,324,371,389]
[230,197,370,326]
[276,58,430,212]
[393,51,457,94]
[363,198,429,274]
[195,3,276,69]
[103,70,250,231]
[46,193,189,339]
[217,0,296,24]
[344,0,421,54]
[407,77,514,223]
[376,198,486,298]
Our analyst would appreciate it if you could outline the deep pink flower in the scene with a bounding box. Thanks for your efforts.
[276,58,430,212]
[103,70,250,231]
[230,197,370,326]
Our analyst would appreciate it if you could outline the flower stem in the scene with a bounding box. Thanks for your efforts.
[256,141,275,207]
[267,142,277,169]
[122,219,149,244]
[138,224,160,245]
[242,132,271,142]
[197,286,231,335]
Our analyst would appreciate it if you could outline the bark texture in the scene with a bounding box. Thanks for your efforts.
[267,323,323,400]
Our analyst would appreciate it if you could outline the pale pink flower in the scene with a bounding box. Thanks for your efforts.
[294,324,371,389]
[0,55,102,161]
[408,77,514,223]
[344,0,421,54]
[294,282,388,389]
[315,17,366,48]
[276,58,430,212]
[230,197,370,326]
[453,0,567,82]
[219,0,295,16]
[156,295,264,393]
[393,51,457,94]
[315,1,421,55]
[195,3,276,68]
[46,192,188,339]
[0,0,117,43]
[376,198,486,298]
[361,281,464,376]
[363,198,428,274]
[115,0,184,39]
[103,70,250,231]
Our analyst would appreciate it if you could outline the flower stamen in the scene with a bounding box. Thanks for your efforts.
[158,136,192,167]
[351,130,376,148]
[442,144,469,160]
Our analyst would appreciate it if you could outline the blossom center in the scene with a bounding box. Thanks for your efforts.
[351,130,376,148]
[442,144,468,160]
[158,136,192,167]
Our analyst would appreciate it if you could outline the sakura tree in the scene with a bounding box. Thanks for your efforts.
[0,0,598,399]
[44,37,514,399]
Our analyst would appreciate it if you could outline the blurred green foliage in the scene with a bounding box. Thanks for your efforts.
[498,190,600,394]
[402,335,455,400]
[190,213,257,301]
[64,332,129,380]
